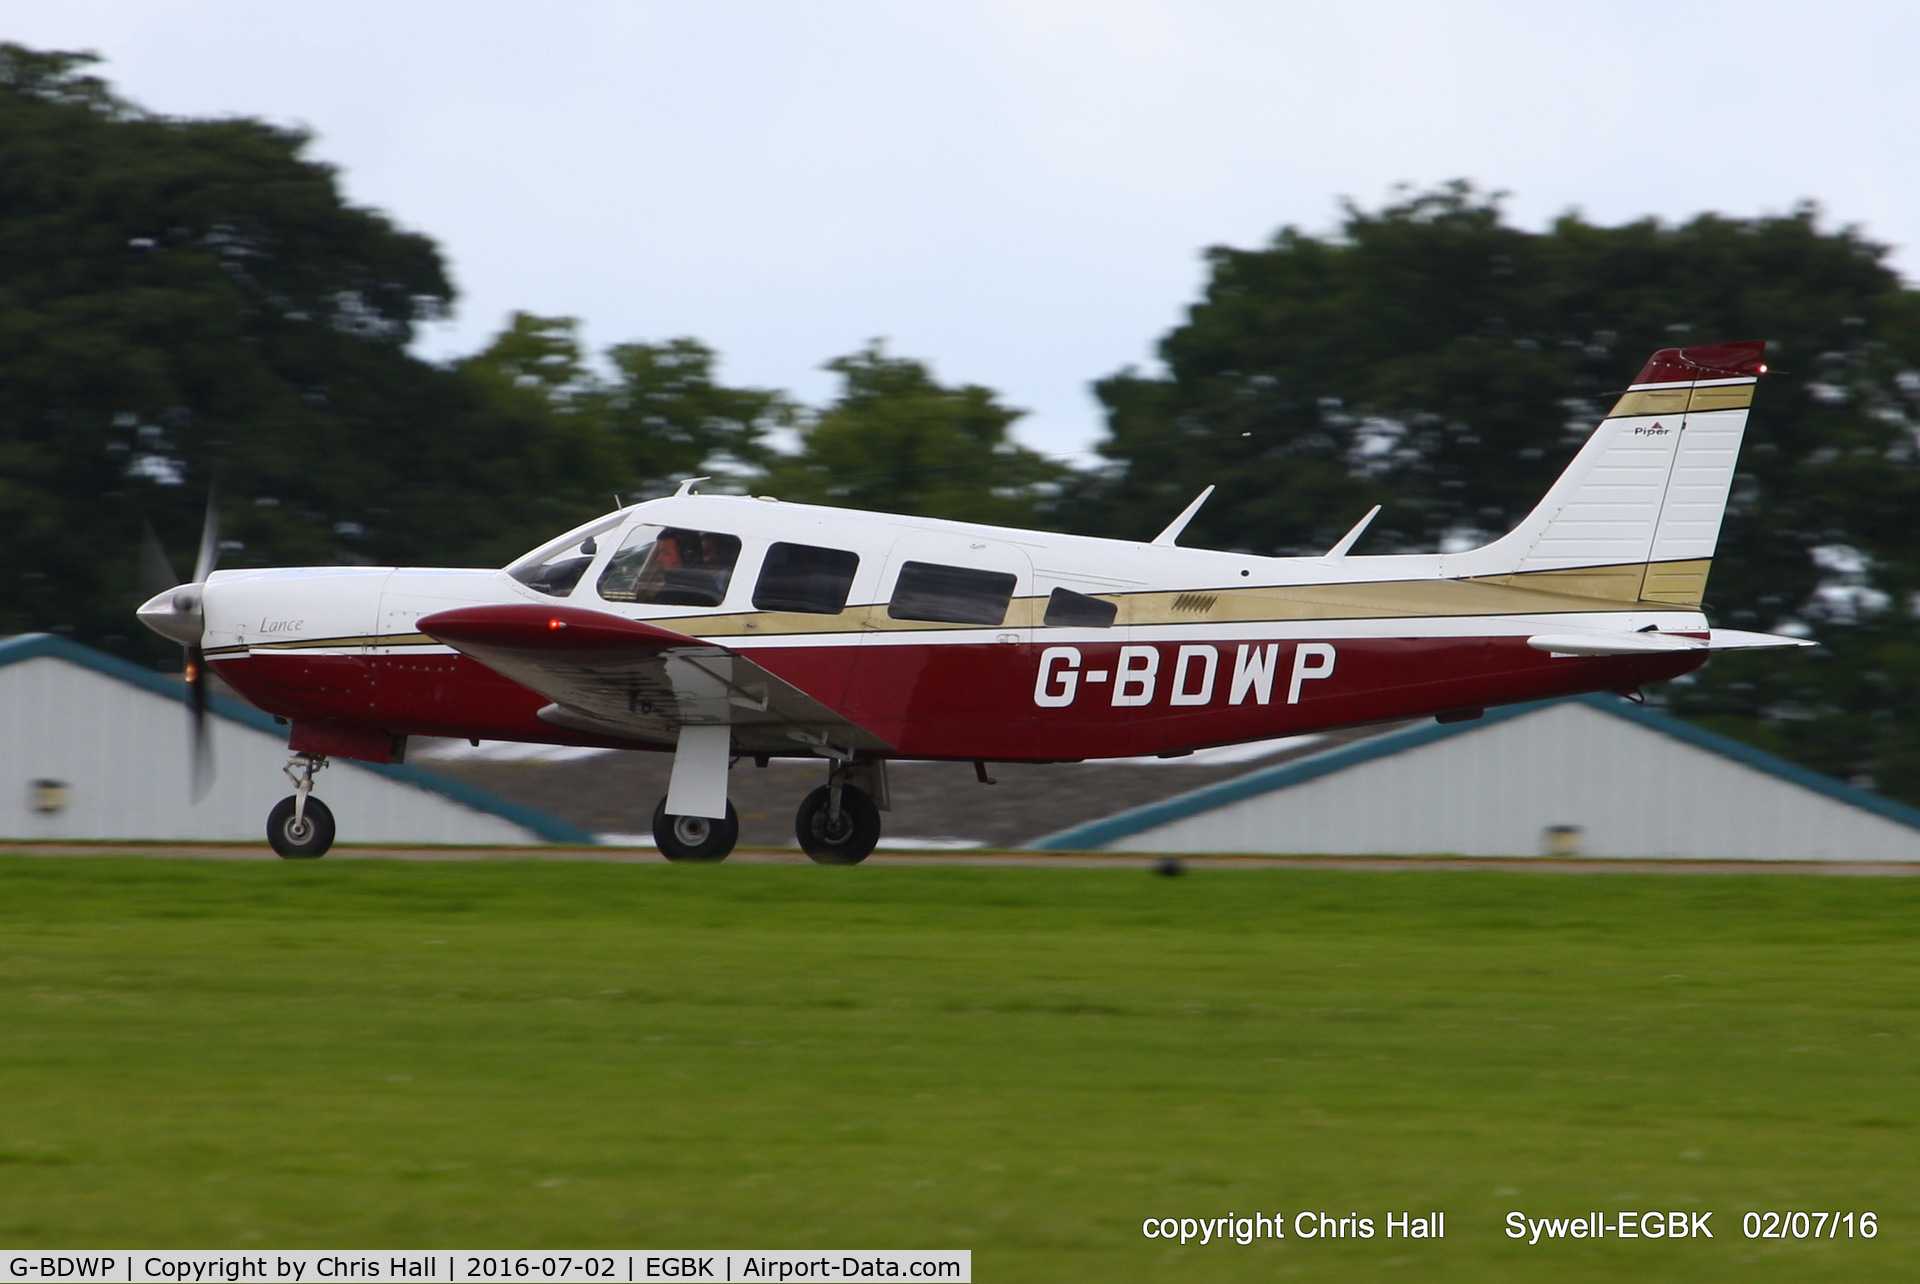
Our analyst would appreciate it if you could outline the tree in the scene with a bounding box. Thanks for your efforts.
[0,47,735,660]
[454,312,598,415]
[0,44,580,654]
[768,343,1066,526]
[455,314,790,495]
[600,336,787,486]
[1060,183,1920,800]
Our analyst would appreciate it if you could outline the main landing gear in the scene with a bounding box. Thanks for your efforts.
[651,798,740,862]
[795,765,882,865]
[268,752,334,858]
[650,758,888,865]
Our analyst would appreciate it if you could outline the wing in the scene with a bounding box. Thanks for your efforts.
[418,604,892,758]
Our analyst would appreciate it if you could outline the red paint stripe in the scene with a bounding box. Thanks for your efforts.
[219,635,1705,763]
[1632,339,1766,385]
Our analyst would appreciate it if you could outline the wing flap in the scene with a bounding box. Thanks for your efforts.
[419,604,891,756]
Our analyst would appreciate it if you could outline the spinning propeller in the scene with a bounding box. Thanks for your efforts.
[135,489,221,800]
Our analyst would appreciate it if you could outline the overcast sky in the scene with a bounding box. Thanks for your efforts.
[5,1,1916,457]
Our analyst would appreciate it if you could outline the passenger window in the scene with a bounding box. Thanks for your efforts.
[754,542,860,614]
[597,525,742,607]
[1044,587,1118,628]
[888,561,1017,626]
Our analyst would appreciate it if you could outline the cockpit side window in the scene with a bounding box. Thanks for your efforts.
[753,542,860,614]
[598,525,743,607]
[1043,587,1118,628]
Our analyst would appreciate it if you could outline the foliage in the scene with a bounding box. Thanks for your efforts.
[0,49,781,661]
[0,45,547,655]
[601,336,787,482]
[1065,184,1920,799]
[453,315,788,492]
[767,342,1067,526]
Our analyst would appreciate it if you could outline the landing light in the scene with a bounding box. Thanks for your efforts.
[1758,364,1768,374]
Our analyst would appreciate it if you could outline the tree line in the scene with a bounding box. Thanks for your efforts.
[8,44,1920,799]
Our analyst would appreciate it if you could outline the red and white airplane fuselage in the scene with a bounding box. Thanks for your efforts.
[138,341,1808,861]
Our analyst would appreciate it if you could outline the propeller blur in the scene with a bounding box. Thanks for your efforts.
[135,488,221,801]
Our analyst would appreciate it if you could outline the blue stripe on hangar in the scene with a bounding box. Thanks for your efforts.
[0,633,596,845]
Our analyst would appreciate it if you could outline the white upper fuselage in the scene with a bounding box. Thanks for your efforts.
[196,493,1704,662]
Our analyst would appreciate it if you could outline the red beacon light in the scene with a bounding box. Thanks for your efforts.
[547,618,568,630]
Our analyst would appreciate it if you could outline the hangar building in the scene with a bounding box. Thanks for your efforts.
[0,634,589,846]
[1033,695,1920,862]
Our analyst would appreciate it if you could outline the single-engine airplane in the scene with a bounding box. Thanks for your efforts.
[138,339,1808,862]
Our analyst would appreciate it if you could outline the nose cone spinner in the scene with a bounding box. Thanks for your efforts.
[137,585,206,646]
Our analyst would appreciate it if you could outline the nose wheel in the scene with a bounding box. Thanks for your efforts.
[267,795,335,858]
[268,752,334,859]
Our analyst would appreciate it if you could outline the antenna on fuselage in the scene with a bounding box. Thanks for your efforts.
[1323,504,1382,559]
[673,476,710,498]
[1151,485,1215,547]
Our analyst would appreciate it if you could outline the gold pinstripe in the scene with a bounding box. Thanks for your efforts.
[1607,383,1754,417]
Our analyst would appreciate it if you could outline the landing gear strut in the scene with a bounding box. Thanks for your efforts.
[795,760,885,865]
[268,753,334,858]
[652,798,740,862]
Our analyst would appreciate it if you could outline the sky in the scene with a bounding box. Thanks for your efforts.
[4,1,1917,458]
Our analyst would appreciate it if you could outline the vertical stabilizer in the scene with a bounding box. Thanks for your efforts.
[1448,340,1766,605]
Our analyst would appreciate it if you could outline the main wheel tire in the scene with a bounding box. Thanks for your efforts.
[651,798,739,862]
[267,795,335,859]
[795,784,881,865]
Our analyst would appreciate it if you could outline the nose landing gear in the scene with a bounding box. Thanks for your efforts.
[268,753,334,859]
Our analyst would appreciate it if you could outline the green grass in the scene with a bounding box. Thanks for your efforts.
[0,855,1915,1282]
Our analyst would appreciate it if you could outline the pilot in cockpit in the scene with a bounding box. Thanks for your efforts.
[640,529,733,606]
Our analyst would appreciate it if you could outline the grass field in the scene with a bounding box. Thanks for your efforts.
[0,854,1915,1281]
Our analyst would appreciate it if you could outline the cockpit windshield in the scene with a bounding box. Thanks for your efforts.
[505,513,625,598]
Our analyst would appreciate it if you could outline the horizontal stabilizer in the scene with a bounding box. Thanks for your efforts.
[1701,628,1819,652]
[1527,631,1701,657]
[1528,627,1816,658]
